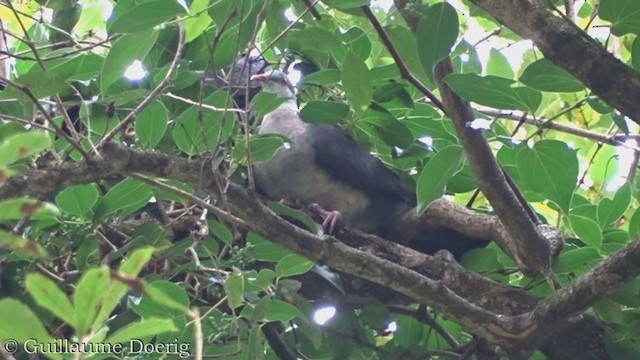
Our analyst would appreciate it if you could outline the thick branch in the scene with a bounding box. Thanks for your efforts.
[467,0,640,124]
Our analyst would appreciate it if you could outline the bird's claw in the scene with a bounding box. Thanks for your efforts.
[309,203,342,234]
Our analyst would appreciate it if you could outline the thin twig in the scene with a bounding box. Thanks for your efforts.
[164,92,246,113]
[96,22,186,147]
[361,5,446,113]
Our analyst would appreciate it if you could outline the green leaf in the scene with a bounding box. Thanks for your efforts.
[0,70,70,100]
[300,100,350,125]
[416,145,465,215]
[520,59,585,92]
[553,247,602,274]
[322,0,369,9]
[486,48,514,79]
[516,140,578,213]
[342,52,372,114]
[248,232,293,262]
[265,300,307,323]
[0,131,53,166]
[276,254,315,278]
[135,101,168,149]
[109,0,187,34]
[252,92,291,119]
[569,214,603,248]
[288,27,341,52]
[600,0,640,36]
[184,0,212,42]
[417,2,459,80]
[101,29,159,95]
[55,184,99,218]
[224,274,245,309]
[232,135,285,164]
[333,26,372,62]
[131,281,191,318]
[173,91,235,155]
[37,53,105,82]
[94,178,153,219]
[0,230,48,258]
[302,69,341,85]
[106,318,178,344]
[0,198,60,220]
[359,107,414,147]
[25,273,76,329]
[445,73,542,112]
[0,299,55,355]
[74,267,110,335]
[633,37,640,71]
[268,202,322,234]
[385,25,430,84]
[597,182,632,227]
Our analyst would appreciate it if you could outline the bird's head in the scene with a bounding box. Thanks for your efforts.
[250,70,296,98]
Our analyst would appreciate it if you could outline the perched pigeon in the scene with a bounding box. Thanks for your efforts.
[251,70,487,257]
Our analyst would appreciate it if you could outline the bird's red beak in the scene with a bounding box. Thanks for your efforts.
[250,74,269,82]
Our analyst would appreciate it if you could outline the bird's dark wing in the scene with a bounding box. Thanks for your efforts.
[309,124,415,206]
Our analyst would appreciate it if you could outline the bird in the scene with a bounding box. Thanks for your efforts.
[250,70,487,257]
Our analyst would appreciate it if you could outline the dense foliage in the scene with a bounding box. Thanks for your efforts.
[1,0,640,359]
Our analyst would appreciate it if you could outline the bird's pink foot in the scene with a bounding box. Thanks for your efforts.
[309,203,342,234]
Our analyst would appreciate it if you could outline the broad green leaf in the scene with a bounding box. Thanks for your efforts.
[135,101,168,149]
[629,207,640,238]
[597,182,632,227]
[93,178,153,219]
[600,0,640,36]
[416,145,465,215]
[244,269,277,293]
[0,299,55,357]
[0,131,52,166]
[131,281,190,318]
[101,29,159,95]
[385,25,430,84]
[35,0,77,10]
[225,274,245,309]
[486,48,514,79]
[109,0,187,33]
[35,53,104,82]
[74,267,110,335]
[0,70,70,100]
[94,248,155,326]
[322,0,369,9]
[173,91,235,155]
[208,220,234,245]
[633,37,640,71]
[288,27,341,52]
[0,198,60,220]
[184,0,212,42]
[445,73,542,112]
[265,300,307,323]
[342,52,372,114]
[252,92,290,119]
[0,230,47,258]
[553,247,602,274]
[333,26,371,62]
[569,214,603,248]
[417,2,459,80]
[300,100,350,125]
[55,184,99,218]
[520,59,585,92]
[268,202,322,234]
[516,140,578,213]
[248,232,293,262]
[232,135,285,164]
[460,248,502,273]
[359,107,414,147]
[26,273,76,329]
[303,69,341,85]
[106,318,178,344]
[276,254,315,278]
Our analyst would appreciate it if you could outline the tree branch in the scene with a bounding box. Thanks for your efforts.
[466,0,640,124]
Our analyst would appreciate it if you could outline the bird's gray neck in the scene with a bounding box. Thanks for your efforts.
[260,98,302,130]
